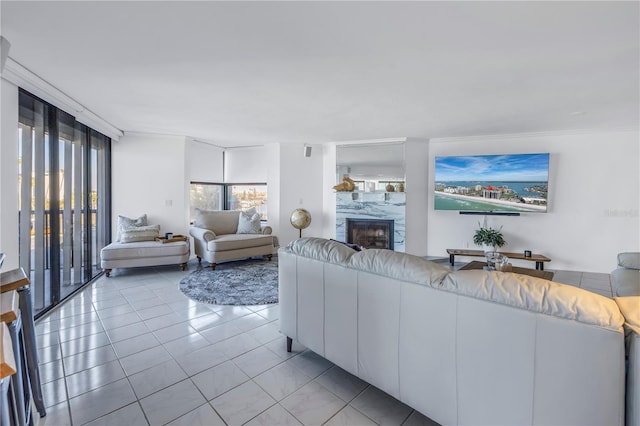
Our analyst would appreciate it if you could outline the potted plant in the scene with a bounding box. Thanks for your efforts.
[473,224,506,253]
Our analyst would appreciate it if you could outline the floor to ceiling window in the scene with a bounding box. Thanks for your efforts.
[18,89,111,318]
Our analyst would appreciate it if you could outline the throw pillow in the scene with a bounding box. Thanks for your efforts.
[116,214,147,241]
[119,224,160,243]
[237,211,261,234]
[329,239,362,251]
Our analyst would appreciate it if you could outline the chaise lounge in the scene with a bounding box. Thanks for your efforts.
[101,239,190,277]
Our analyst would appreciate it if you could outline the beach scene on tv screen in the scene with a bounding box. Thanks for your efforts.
[434,153,549,212]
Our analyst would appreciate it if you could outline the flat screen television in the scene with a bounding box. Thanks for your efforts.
[434,153,550,213]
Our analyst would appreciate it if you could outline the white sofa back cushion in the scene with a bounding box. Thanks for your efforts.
[618,252,640,269]
[194,209,239,235]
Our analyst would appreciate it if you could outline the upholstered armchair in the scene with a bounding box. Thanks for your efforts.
[189,209,277,269]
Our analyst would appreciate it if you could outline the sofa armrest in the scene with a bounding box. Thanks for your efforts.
[618,252,640,270]
[261,225,273,235]
[190,226,216,242]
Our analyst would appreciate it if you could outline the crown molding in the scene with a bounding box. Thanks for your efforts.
[429,127,638,144]
[1,57,123,140]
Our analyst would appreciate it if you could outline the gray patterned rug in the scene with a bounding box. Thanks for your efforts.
[179,258,278,305]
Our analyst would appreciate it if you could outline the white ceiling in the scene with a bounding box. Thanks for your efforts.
[1,1,638,146]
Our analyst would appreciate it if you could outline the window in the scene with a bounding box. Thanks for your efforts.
[190,182,267,222]
[190,183,223,221]
[18,89,111,318]
[226,184,268,219]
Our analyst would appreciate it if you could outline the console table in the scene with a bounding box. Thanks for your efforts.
[447,249,551,270]
[459,261,555,280]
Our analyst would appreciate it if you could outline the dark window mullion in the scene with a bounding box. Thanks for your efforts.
[83,127,92,281]
[72,124,83,285]
[48,107,61,305]
[223,185,230,210]
[33,102,46,310]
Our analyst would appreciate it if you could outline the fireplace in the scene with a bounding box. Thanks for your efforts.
[346,218,394,250]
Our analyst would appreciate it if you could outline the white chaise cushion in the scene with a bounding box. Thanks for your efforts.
[101,240,188,261]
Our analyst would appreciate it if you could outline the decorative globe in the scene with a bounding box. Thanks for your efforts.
[290,209,312,237]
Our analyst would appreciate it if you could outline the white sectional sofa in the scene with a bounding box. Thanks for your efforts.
[279,238,626,426]
[616,296,640,426]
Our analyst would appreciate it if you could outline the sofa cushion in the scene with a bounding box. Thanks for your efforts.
[237,211,261,234]
[618,252,640,270]
[444,270,624,331]
[329,239,362,251]
[120,224,160,243]
[194,209,239,235]
[101,240,189,260]
[207,233,274,252]
[612,268,640,296]
[286,237,357,265]
[348,248,449,285]
[116,214,147,241]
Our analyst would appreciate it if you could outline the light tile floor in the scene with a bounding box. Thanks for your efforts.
[33,262,439,426]
[32,261,613,426]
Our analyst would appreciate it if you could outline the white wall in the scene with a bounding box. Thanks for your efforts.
[404,138,429,255]
[111,133,190,240]
[265,143,281,235]
[424,130,639,272]
[189,140,223,182]
[322,144,337,239]
[0,79,19,269]
[112,139,324,255]
[225,147,267,182]
[276,143,325,248]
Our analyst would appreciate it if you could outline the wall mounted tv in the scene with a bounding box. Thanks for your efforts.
[434,153,550,213]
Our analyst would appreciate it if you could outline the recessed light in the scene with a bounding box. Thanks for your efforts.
[570,111,586,116]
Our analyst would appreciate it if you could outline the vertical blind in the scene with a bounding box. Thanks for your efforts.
[18,89,111,318]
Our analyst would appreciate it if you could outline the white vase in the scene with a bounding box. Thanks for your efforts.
[482,244,496,253]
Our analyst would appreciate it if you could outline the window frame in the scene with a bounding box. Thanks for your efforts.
[190,181,268,222]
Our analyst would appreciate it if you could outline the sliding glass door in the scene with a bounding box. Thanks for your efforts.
[18,89,111,318]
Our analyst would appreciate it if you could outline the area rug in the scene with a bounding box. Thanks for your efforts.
[179,258,278,305]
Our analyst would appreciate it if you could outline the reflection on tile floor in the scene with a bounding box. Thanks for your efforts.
[33,262,439,426]
[34,261,612,425]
